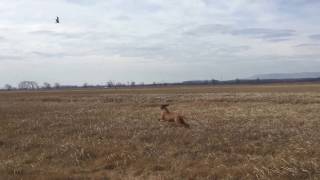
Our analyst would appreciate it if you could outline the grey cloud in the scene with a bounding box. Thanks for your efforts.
[186,24,295,41]
[258,54,320,62]
[309,34,320,40]
[185,24,231,36]
[126,1,162,13]
[113,15,131,21]
[269,0,320,19]
[277,0,320,10]
[99,39,251,62]
[267,38,291,42]
[295,43,320,47]
[0,55,23,61]
[29,30,86,39]
[201,0,214,5]
[32,50,92,58]
[64,0,101,6]
[278,0,320,5]
[100,44,175,60]
[32,51,69,58]
[214,45,250,54]
[2,0,320,86]
[231,28,294,40]
[29,30,128,42]
[102,25,253,61]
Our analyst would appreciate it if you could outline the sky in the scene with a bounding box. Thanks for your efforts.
[1,0,320,87]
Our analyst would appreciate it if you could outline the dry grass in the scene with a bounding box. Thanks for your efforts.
[1,84,320,179]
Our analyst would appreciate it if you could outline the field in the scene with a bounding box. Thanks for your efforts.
[1,84,320,179]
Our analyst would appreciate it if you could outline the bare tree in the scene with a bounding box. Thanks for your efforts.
[43,82,51,89]
[18,81,39,90]
[107,81,114,88]
[116,82,123,87]
[54,83,60,89]
[211,79,219,85]
[83,83,88,88]
[4,84,13,90]
[130,81,136,87]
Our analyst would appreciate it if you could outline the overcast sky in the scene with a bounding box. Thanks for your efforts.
[1,0,320,87]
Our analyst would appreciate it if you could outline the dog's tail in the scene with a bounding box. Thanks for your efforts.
[183,121,190,128]
[178,117,190,129]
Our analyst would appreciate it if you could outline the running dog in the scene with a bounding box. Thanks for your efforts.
[159,104,190,128]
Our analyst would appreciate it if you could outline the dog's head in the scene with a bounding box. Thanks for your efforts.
[160,104,169,110]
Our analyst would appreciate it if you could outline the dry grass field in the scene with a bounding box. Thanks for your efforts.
[1,84,320,179]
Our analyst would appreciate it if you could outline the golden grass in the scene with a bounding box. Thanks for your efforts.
[1,83,320,179]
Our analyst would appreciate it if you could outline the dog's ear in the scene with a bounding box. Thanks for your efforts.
[160,104,169,109]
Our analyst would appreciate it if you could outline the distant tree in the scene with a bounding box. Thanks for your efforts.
[116,82,124,87]
[83,83,88,88]
[18,81,26,89]
[18,81,39,90]
[4,84,13,90]
[211,79,219,84]
[43,82,51,89]
[107,81,114,88]
[54,82,60,89]
[130,81,136,87]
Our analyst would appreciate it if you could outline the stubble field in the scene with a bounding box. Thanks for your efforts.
[1,84,320,179]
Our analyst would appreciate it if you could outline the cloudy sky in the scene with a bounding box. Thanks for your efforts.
[1,0,320,87]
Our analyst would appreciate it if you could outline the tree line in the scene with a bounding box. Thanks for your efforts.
[2,77,320,91]
[2,81,143,91]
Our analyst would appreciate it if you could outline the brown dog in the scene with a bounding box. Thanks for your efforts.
[159,104,190,128]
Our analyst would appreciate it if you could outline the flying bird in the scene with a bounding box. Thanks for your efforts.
[56,16,60,24]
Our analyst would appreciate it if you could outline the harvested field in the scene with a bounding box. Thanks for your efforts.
[1,84,320,179]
